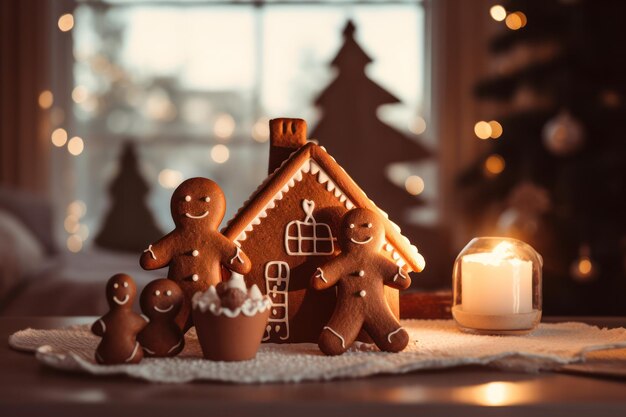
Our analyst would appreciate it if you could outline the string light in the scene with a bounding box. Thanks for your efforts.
[488,121,503,139]
[210,144,230,164]
[484,154,505,176]
[51,128,68,147]
[490,5,507,22]
[409,116,427,135]
[404,175,425,196]
[67,136,84,156]
[67,200,87,218]
[474,121,492,140]
[213,113,236,140]
[64,215,80,234]
[158,169,183,189]
[58,14,74,32]
[252,117,270,142]
[38,90,54,109]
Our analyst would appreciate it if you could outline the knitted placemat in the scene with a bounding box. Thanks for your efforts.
[9,320,626,384]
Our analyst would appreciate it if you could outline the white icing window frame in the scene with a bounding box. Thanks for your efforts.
[284,199,335,256]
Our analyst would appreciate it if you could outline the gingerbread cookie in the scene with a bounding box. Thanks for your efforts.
[138,279,185,357]
[140,177,252,331]
[91,274,146,364]
[311,208,411,355]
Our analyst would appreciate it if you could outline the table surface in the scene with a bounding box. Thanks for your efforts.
[2,316,626,417]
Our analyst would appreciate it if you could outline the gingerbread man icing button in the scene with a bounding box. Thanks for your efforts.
[138,279,185,357]
[91,274,147,365]
[311,208,412,356]
[139,177,252,331]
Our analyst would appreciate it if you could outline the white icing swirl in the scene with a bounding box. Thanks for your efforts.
[192,280,271,318]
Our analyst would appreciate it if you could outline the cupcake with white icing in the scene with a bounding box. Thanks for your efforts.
[192,272,271,361]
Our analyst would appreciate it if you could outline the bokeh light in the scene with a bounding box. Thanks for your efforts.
[213,113,236,139]
[58,13,74,32]
[409,116,427,135]
[72,85,89,103]
[210,144,230,164]
[66,234,83,253]
[252,117,270,142]
[158,169,183,189]
[404,175,425,196]
[67,136,84,156]
[484,154,506,175]
[505,13,523,30]
[51,128,68,147]
[38,90,54,109]
[67,200,87,218]
[474,121,492,139]
[490,5,507,22]
[488,121,503,139]
[64,215,80,234]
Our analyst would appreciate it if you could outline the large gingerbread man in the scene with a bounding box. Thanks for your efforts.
[311,208,411,355]
[140,177,251,331]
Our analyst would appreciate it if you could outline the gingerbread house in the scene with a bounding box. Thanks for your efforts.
[222,118,425,343]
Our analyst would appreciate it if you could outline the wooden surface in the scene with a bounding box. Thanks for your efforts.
[2,316,626,417]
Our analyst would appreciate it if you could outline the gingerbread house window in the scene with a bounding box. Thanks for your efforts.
[264,261,290,341]
[284,199,335,256]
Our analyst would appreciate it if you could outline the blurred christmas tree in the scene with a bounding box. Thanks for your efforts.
[312,20,432,246]
[459,0,626,314]
[95,142,163,252]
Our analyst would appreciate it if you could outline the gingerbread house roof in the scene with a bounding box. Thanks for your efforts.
[222,141,426,273]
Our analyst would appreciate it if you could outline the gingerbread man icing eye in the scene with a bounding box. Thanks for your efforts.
[123,282,129,288]
[155,290,161,296]
[204,197,211,203]
[166,290,172,296]
[367,223,373,228]
[185,195,191,202]
[113,283,119,289]
[349,224,355,229]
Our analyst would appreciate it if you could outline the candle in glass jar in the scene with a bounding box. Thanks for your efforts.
[461,242,533,315]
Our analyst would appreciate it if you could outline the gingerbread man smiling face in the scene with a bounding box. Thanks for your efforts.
[311,208,411,356]
[140,178,251,331]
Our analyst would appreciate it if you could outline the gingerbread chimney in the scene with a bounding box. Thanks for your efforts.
[268,118,307,174]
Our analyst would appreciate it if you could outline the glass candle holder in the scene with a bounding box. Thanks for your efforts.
[452,237,542,335]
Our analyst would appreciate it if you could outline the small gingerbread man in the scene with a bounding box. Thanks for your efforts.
[138,279,185,357]
[140,178,252,331]
[92,274,147,364]
[311,208,411,356]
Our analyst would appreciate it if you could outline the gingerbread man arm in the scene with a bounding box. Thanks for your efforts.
[311,258,343,291]
[379,257,412,290]
[215,234,252,275]
[140,233,175,270]
[91,318,106,337]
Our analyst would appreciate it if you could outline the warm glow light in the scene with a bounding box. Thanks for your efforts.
[578,258,592,275]
[58,13,74,32]
[67,200,87,218]
[51,128,68,147]
[252,117,270,142]
[158,169,183,189]
[213,113,236,139]
[210,144,230,164]
[67,234,83,253]
[505,13,523,30]
[64,215,80,234]
[515,11,528,27]
[409,116,427,135]
[72,85,89,103]
[405,175,425,196]
[490,5,507,22]
[474,121,492,139]
[67,136,84,156]
[38,90,54,109]
[485,154,505,175]
[488,121,503,139]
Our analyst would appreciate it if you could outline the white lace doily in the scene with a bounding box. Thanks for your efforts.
[9,320,626,384]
